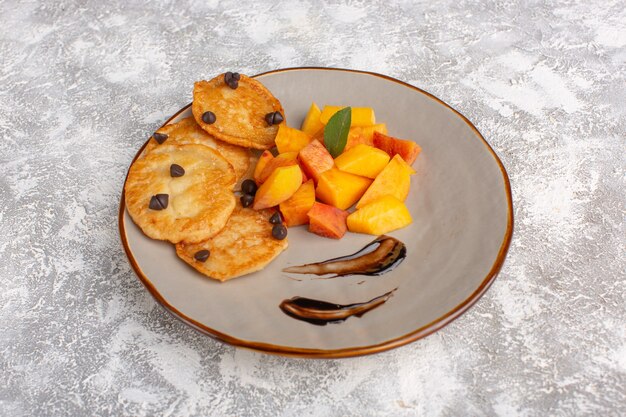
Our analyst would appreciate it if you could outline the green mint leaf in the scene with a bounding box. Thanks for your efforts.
[324,107,351,158]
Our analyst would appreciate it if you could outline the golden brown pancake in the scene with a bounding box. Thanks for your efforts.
[125,144,236,243]
[175,204,288,281]
[144,117,251,183]
[192,74,285,149]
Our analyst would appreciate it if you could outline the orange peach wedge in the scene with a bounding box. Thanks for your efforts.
[334,144,390,179]
[275,124,312,154]
[257,151,298,183]
[319,106,376,127]
[301,102,324,136]
[253,165,302,210]
[279,179,315,227]
[307,202,349,239]
[298,139,334,184]
[253,150,274,184]
[316,168,372,210]
[347,195,412,235]
[373,131,422,165]
[345,124,387,150]
[356,155,415,209]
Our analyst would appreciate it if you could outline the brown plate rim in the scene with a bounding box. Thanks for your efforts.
[118,67,514,358]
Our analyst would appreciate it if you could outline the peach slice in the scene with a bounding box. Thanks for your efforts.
[257,151,298,184]
[307,202,349,239]
[301,102,324,136]
[316,168,372,210]
[279,179,315,227]
[275,124,312,154]
[253,150,274,184]
[356,155,414,209]
[345,124,387,151]
[334,144,390,179]
[347,195,412,235]
[298,139,334,184]
[253,165,303,210]
[319,106,376,127]
[373,131,422,165]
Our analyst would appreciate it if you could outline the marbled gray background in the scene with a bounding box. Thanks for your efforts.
[1,0,625,416]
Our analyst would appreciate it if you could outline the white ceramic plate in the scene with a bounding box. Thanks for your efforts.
[119,68,513,358]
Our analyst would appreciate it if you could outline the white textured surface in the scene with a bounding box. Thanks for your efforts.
[1,1,625,416]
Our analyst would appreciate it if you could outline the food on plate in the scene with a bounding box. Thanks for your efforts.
[279,179,315,227]
[257,151,299,184]
[125,143,236,243]
[347,195,413,235]
[127,73,423,282]
[300,102,324,136]
[316,168,372,210]
[253,150,274,184]
[297,139,334,183]
[275,124,312,154]
[143,117,252,183]
[356,154,415,209]
[307,202,349,239]
[334,144,390,179]
[319,106,376,127]
[345,124,387,150]
[253,164,303,210]
[373,131,422,164]
[175,203,288,281]
[192,73,284,149]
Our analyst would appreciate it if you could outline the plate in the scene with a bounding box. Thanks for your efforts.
[119,68,513,358]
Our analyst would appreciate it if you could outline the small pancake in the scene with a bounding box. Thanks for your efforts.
[192,74,285,149]
[144,117,252,183]
[175,204,288,281]
[125,144,236,244]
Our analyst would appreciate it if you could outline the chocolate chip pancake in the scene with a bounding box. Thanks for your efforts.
[175,203,288,281]
[125,144,236,244]
[192,73,285,149]
[145,117,252,183]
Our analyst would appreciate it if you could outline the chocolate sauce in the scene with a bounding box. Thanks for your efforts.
[279,288,397,326]
[282,235,406,278]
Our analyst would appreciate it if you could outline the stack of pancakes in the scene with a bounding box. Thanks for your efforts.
[124,73,288,281]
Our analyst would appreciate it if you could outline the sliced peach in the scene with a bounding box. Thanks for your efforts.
[347,195,412,235]
[345,124,387,151]
[356,155,414,209]
[275,124,312,154]
[301,102,324,136]
[319,106,376,127]
[307,202,349,239]
[298,139,334,184]
[316,168,372,210]
[253,165,303,210]
[257,151,298,183]
[279,179,315,227]
[334,144,390,179]
[373,131,422,165]
[253,150,274,184]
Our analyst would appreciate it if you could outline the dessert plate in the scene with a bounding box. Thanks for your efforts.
[119,67,513,358]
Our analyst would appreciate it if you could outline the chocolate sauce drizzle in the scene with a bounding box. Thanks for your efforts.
[282,235,406,278]
[279,288,397,326]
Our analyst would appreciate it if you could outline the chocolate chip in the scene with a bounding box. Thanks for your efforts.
[170,164,185,177]
[269,212,283,224]
[241,179,257,195]
[265,111,284,126]
[224,72,240,89]
[202,111,216,124]
[149,194,169,210]
[194,249,210,262]
[240,194,254,208]
[153,132,168,144]
[272,224,288,240]
[272,112,284,124]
